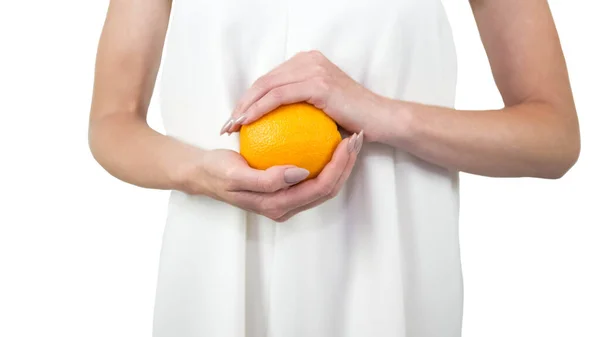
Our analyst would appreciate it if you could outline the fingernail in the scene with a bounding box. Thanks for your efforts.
[225,115,247,134]
[233,114,247,127]
[220,118,234,135]
[354,130,364,153]
[284,168,310,184]
[235,114,247,124]
[347,133,358,153]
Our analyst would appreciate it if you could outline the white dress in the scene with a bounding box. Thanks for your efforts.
[155,0,461,336]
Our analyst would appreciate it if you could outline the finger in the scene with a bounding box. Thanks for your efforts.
[226,63,312,125]
[235,72,298,115]
[231,137,351,220]
[228,165,311,193]
[266,133,356,212]
[231,80,325,131]
[221,55,320,135]
[232,131,362,221]
[277,131,363,222]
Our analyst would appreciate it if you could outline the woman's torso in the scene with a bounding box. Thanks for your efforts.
[154,1,462,336]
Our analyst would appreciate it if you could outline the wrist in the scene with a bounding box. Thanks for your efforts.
[366,96,415,147]
[169,145,210,195]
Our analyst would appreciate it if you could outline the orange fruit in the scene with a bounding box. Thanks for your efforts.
[239,103,342,179]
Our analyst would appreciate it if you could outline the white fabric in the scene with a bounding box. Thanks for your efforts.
[154,0,462,336]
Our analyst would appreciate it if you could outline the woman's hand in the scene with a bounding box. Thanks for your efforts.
[180,132,363,222]
[220,50,385,139]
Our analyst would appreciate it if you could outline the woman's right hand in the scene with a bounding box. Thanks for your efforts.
[89,1,359,220]
[179,131,363,222]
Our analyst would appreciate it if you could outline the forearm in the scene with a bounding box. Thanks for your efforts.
[372,99,580,179]
[88,114,205,191]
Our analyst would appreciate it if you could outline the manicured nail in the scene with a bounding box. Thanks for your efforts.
[347,133,358,153]
[220,118,234,135]
[284,168,310,184]
[233,114,247,126]
[224,115,247,134]
[354,130,364,153]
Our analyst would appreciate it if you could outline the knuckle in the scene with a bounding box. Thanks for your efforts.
[255,75,272,90]
[307,50,324,61]
[256,201,269,215]
[263,177,282,193]
[318,181,336,199]
[264,182,279,193]
[223,180,237,192]
[328,185,341,199]
[313,64,327,75]
[310,78,330,108]
[314,77,330,91]
[248,100,261,114]
[261,210,274,220]
[258,200,284,219]
[256,177,276,193]
[265,209,286,221]
[224,167,236,179]
[273,216,288,223]
[244,196,263,214]
[269,87,285,100]
[223,168,238,190]
[325,189,336,199]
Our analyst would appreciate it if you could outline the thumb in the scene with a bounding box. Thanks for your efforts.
[233,165,310,193]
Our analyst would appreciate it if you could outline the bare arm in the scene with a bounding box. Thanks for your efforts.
[374,0,580,178]
[89,0,203,190]
[221,1,580,179]
[88,0,358,222]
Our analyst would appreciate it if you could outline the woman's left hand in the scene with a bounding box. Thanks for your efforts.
[221,50,386,138]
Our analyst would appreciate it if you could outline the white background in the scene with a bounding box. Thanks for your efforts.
[1,1,598,336]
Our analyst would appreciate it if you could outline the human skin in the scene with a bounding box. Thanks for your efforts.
[89,0,580,222]
[224,0,580,179]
